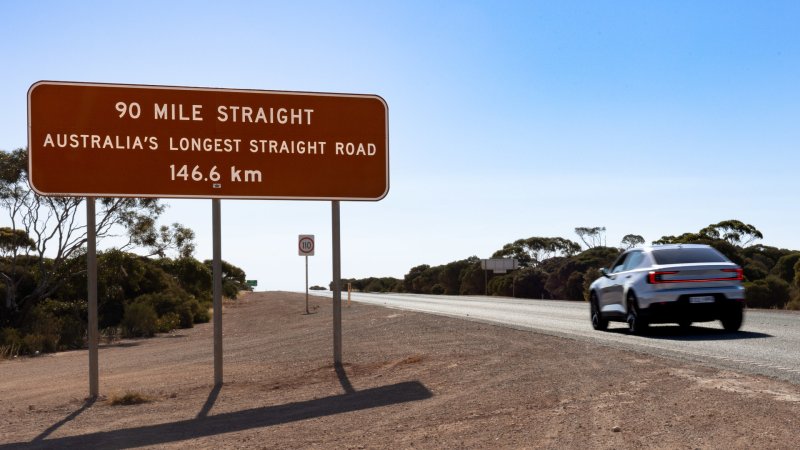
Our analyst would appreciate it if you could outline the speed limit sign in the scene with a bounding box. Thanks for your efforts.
[298,235,315,256]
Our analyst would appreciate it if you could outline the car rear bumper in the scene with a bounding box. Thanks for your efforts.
[639,294,745,323]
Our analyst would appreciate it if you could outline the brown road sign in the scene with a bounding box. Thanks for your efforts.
[27,81,389,200]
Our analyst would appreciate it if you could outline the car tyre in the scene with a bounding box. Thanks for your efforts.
[720,305,744,332]
[678,319,692,330]
[590,293,608,331]
[626,292,648,335]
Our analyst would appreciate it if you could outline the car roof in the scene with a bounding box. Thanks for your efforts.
[630,244,714,253]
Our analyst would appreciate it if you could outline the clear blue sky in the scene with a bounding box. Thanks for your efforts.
[2,1,799,291]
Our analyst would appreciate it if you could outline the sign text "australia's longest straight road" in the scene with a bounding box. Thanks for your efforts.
[28,81,389,200]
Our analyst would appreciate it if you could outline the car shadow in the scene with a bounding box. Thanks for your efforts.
[606,325,772,341]
[6,380,433,449]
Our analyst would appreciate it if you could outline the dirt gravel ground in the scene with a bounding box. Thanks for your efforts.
[1,291,798,449]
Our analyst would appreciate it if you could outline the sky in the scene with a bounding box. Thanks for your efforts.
[2,1,799,291]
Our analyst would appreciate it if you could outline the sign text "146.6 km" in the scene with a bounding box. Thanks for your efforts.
[169,165,262,184]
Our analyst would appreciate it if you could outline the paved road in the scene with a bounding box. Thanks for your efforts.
[311,291,800,384]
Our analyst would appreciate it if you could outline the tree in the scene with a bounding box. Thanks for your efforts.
[652,232,702,245]
[458,262,484,295]
[0,227,35,255]
[0,227,36,309]
[204,259,248,298]
[404,264,432,293]
[0,148,195,322]
[439,257,479,294]
[574,227,606,249]
[544,246,620,300]
[770,253,800,284]
[513,267,549,299]
[492,237,581,267]
[698,220,763,247]
[744,276,791,309]
[621,234,644,249]
[492,240,533,266]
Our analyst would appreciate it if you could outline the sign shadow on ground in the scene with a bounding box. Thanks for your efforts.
[7,381,432,449]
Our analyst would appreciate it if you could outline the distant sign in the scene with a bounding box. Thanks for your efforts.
[481,258,519,274]
[27,81,389,200]
[298,235,315,256]
[246,280,258,287]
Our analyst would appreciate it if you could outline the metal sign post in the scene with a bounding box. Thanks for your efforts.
[305,256,309,314]
[87,197,98,398]
[332,202,342,364]
[298,235,315,314]
[212,199,222,386]
[480,258,520,297]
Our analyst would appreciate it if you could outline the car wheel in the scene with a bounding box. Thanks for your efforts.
[590,293,608,331]
[626,292,648,335]
[720,305,744,332]
[678,320,692,330]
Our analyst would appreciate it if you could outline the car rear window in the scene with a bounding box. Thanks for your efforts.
[652,247,729,265]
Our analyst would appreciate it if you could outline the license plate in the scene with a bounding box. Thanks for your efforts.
[689,296,715,304]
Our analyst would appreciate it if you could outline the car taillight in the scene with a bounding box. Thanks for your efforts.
[721,268,744,280]
[648,268,743,283]
[648,271,678,284]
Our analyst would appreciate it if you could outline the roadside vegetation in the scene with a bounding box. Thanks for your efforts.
[340,220,800,311]
[0,148,250,358]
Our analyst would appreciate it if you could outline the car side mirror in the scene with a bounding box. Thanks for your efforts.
[600,268,610,278]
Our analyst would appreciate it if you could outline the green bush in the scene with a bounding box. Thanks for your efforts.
[745,276,791,309]
[770,253,800,284]
[1,328,23,358]
[176,301,195,328]
[787,292,800,311]
[488,275,512,297]
[21,305,62,353]
[39,299,86,350]
[121,302,158,338]
[58,315,86,350]
[193,302,212,323]
[134,288,196,329]
[157,312,180,333]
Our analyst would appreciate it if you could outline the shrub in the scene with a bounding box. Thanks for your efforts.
[771,253,800,284]
[787,292,800,311]
[134,289,197,329]
[109,391,152,406]
[58,315,86,350]
[0,328,22,359]
[487,276,512,297]
[564,271,585,300]
[121,302,158,338]
[745,276,791,309]
[157,312,180,333]
[193,302,212,323]
[21,305,62,353]
[39,299,86,350]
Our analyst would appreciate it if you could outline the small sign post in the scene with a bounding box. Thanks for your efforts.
[480,258,520,297]
[299,235,315,314]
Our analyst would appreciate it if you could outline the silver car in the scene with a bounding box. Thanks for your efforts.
[588,244,745,334]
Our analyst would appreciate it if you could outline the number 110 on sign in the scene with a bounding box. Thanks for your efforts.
[299,235,315,256]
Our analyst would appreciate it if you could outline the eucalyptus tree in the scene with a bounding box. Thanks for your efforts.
[0,148,194,321]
